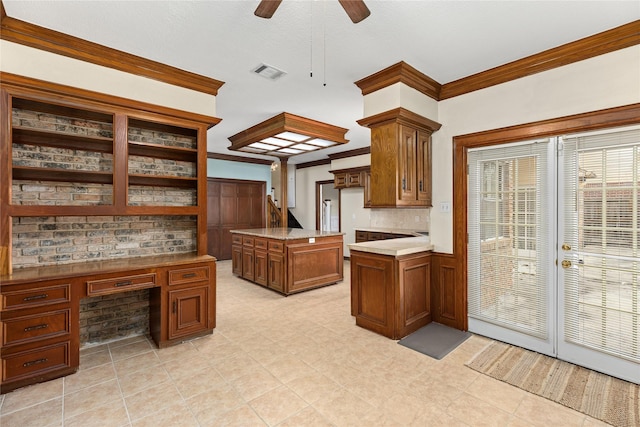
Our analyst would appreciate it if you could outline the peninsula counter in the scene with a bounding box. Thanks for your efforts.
[230,228,344,295]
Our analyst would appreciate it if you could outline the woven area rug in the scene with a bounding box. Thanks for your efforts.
[466,341,639,427]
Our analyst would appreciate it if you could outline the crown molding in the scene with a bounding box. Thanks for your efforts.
[0,4,224,96]
[357,108,442,132]
[354,61,441,100]
[207,152,274,166]
[327,146,371,160]
[440,20,640,100]
[295,158,332,169]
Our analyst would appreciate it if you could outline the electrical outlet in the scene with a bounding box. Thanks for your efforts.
[414,215,420,223]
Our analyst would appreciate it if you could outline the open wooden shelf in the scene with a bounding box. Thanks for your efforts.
[128,173,197,188]
[12,127,114,153]
[128,141,196,162]
[12,166,114,185]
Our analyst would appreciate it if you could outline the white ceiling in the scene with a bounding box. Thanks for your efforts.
[4,1,639,165]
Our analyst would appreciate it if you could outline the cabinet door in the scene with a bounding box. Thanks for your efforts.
[334,172,347,189]
[416,130,432,205]
[231,245,243,276]
[268,252,285,292]
[254,250,268,286]
[363,171,372,208]
[168,286,208,339]
[398,125,417,202]
[242,248,255,281]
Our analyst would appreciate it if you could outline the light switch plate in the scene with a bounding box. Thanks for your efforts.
[440,202,451,213]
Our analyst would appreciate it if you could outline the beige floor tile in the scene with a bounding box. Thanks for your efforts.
[465,373,527,413]
[113,350,161,377]
[79,348,113,370]
[0,397,62,427]
[284,371,343,404]
[109,340,154,362]
[64,363,117,394]
[213,352,263,382]
[187,382,245,425]
[117,364,171,396]
[278,406,335,427]
[154,341,199,363]
[161,352,213,380]
[173,368,227,400]
[263,354,316,383]
[131,401,198,427]
[231,367,283,401]
[0,377,63,415]
[249,385,309,426]
[63,398,129,427]
[514,395,586,427]
[312,388,376,426]
[107,335,150,349]
[123,381,182,422]
[79,343,109,355]
[201,404,266,427]
[64,379,122,419]
[447,392,512,426]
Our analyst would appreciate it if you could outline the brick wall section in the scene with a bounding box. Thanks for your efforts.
[12,215,197,269]
[79,290,150,346]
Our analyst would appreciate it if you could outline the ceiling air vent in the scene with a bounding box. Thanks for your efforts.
[252,63,286,81]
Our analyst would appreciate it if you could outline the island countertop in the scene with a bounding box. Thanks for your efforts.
[230,228,344,240]
[348,236,433,257]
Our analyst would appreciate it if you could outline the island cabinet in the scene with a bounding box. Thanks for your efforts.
[357,108,441,208]
[231,229,343,295]
[350,249,431,340]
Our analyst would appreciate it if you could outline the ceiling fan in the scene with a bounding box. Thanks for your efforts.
[255,0,371,24]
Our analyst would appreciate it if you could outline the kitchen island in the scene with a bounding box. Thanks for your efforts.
[231,228,344,295]
[349,236,433,339]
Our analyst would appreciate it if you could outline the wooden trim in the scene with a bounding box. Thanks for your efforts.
[0,1,6,21]
[206,152,273,166]
[453,103,640,332]
[296,158,331,169]
[315,180,340,231]
[357,107,442,132]
[0,13,224,96]
[354,61,441,101]
[328,165,370,174]
[441,20,640,100]
[327,146,370,160]
[1,73,221,127]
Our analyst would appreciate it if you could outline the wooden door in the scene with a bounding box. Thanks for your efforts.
[207,178,265,260]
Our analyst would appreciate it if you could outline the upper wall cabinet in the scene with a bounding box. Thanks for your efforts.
[358,108,441,208]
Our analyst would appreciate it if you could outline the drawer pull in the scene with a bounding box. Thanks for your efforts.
[23,358,48,368]
[114,281,132,287]
[182,273,197,279]
[23,294,48,301]
[24,323,48,332]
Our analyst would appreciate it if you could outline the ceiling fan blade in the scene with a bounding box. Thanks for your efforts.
[255,0,283,19]
[338,0,370,23]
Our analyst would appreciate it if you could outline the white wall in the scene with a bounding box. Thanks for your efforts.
[290,164,334,230]
[430,45,640,254]
[0,40,216,116]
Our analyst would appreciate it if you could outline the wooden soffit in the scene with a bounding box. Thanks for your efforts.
[354,61,442,100]
[357,107,442,133]
[0,4,225,96]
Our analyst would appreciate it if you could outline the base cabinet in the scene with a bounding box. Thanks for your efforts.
[1,254,216,393]
[351,250,431,339]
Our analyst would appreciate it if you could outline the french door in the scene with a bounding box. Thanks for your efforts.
[467,127,640,383]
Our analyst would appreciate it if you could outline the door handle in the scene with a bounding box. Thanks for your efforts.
[561,260,572,268]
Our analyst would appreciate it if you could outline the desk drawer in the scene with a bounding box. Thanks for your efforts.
[268,241,284,252]
[168,266,210,286]
[254,238,267,250]
[2,341,70,383]
[3,309,70,346]
[87,273,156,296]
[2,284,70,310]
[232,235,242,245]
[243,237,254,247]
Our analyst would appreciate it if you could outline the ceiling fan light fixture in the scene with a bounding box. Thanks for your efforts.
[252,63,287,81]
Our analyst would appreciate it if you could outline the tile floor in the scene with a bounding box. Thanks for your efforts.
[0,260,610,427]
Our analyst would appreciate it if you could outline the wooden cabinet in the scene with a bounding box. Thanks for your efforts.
[363,170,372,208]
[166,264,213,341]
[357,108,441,208]
[330,166,370,189]
[231,231,343,295]
[350,250,431,339]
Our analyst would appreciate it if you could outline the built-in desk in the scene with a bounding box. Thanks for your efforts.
[349,237,433,339]
[231,228,344,295]
[0,253,216,393]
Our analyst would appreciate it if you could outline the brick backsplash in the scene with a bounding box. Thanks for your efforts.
[11,215,197,269]
[80,289,150,346]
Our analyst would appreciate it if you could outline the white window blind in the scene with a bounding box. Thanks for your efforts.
[562,128,640,362]
[468,140,552,339]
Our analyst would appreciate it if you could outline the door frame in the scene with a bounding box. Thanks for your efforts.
[451,103,640,331]
[315,180,341,231]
